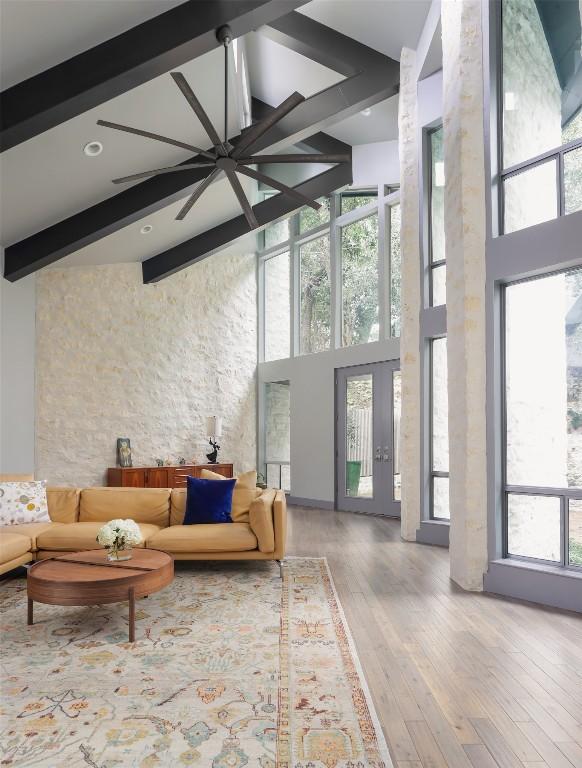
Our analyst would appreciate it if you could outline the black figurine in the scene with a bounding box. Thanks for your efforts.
[206,438,220,464]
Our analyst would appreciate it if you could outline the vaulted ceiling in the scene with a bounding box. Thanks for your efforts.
[0,0,436,283]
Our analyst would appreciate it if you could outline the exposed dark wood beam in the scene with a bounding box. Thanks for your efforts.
[3,12,396,282]
[0,0,307,152]
[141,132,351,283]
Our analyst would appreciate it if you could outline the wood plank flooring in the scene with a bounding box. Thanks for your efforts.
[286,505,582,768]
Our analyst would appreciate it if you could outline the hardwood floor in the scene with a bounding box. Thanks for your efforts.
[286,505,582,768]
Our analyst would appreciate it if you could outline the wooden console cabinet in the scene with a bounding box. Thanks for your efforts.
[107,463,233,489]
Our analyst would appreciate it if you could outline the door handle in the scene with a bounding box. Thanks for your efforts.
[383,447,390,462]
[375,446,382,461]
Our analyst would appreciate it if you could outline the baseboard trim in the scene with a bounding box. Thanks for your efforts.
[416,520,450,547]
[287,496,335,510]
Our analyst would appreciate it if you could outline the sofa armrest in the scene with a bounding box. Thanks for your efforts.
[250,489,276,553]
[273,490,287,559]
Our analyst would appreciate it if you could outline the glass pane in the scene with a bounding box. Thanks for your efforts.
[264,218,289,249]
[502,0,581,169]
[266,463,281,489]
[430,126,445,263]
[504,160,558,234]
[265,382,290,462]
[433,476,450,520]
[390,203,401,337]
[505,268,582,488]
[299,197,330,232]
[264,252,290,361]
[281,464,291,493]
[431,263,446,307]
[346,374,373,498]
[341,190,377,215]
[569,499,582,566]
[341,213,379,347]
[432,338,449,473]
[564,146,582,216]
[393,370,401,501]
[507,494,561,562]
[299,235,331,354]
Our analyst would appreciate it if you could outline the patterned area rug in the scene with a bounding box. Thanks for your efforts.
[0,557,391,767]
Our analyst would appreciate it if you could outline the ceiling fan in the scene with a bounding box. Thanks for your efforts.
[97,25,351,226]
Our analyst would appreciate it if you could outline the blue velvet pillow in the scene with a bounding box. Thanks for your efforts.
[184,476,236,524]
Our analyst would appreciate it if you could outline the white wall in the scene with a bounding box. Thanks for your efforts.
[352,141,399,187]
[0,249,36,475]
[35,247,257,486]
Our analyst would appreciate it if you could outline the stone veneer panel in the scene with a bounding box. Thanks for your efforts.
[442,0,488,590]
[398,47,422,541]
[36,253,257,486]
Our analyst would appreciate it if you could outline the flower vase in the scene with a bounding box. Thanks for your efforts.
[107,543,133,561]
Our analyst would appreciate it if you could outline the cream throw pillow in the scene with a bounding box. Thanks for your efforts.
[0,480,50,526]
[200,469,260,523]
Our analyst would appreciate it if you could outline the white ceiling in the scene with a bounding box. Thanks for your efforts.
[0,0,186,89]
[0,0,437,271]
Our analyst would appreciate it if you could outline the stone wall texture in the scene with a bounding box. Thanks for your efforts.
[442,0,488,590]
[398,47,422,541]
[36,253,257,487]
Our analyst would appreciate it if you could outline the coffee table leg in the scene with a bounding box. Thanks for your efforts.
[27,598,33,626]
[128,588,135,642]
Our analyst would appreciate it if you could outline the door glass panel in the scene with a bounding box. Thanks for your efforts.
[507,493,561,562]
[346,374,373,498]
[393,370,401,501]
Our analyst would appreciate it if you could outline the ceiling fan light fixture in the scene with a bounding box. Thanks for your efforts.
[83,140,103,156]
[140,224,153,234]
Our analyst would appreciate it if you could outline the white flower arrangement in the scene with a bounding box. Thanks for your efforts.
[96,519,142,550]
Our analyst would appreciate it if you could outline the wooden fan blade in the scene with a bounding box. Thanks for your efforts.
[238,167,321,211]
[238,153,351,165]
[171,72,224,150]
[231,92,305,159]
[97,120,215,159]
[176,168,221,221]
[112,162,215,185]
[226,170,259,229]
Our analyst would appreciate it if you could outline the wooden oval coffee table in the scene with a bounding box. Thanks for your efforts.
[27,549,174,642]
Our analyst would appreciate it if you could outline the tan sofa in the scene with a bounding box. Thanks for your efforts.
[0,485,287,575]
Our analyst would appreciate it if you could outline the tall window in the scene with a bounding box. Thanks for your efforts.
[299,235,331,354]
[431,337,449,519]
[428,126,446,306]
[264,251,290,362]
[500,0,582,234]
[389,203,402,338]
[504,267,582,567]
[265,382,291,492]
[341,213,379,346]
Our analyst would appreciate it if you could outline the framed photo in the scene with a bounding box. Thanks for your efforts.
[117,438,133,468]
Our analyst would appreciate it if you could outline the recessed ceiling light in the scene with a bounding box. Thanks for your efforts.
[360,108,372,117]
[83,140,103,157]
[140,224,153,234]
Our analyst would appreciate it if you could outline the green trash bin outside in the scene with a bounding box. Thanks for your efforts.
[346,460,362,496]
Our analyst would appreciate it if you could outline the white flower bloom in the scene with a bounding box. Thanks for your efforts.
[96,519,142,547]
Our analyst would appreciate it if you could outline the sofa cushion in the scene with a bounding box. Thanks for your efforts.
[0,532,31,564]
[197,469,261,524]
[0,522,62,551]
[36,522,161,551]
[47,488,80,523]
[147,523,257,553]
[249,489,277,553]
[79,488,170,526]
[185,476,236,524]
[0,480,49,526]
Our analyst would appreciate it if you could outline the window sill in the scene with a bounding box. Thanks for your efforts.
[484,558,582,613]
[416,519,449,547]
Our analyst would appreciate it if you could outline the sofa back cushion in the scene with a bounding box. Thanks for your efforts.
[47,487,80,523]
[200,469,261,523]
[79,488,170,526]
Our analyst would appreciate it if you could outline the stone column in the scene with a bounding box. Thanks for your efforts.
[442,0,488,589]
[398,47,422,541]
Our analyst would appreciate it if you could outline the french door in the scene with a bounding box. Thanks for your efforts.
[336,361,401,517]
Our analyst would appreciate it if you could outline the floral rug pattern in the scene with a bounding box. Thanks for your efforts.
[0,557,391,767]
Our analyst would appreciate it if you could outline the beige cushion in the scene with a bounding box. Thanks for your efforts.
[47,487,80,523]
[0,532,31,563]
[0,522,62,551]
[199,469,261,523]
[79,488,170,526]
[36,522,161,551]
[249,489,276,553]
[148,523,257,553]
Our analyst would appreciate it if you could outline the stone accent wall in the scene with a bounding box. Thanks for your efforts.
[442,0,488,590]
[398,47,422,541]
[36,253,257,487]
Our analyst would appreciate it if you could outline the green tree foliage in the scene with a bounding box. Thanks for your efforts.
[341,213,379,346]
